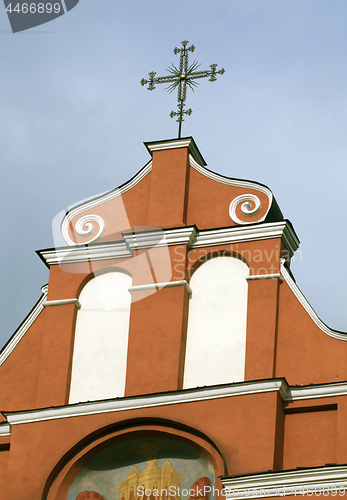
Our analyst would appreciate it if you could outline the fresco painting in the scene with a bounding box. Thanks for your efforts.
[67,437,215,500]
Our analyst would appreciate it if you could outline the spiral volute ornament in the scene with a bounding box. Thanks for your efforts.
[74,214,106,244]
[229,194,262,225]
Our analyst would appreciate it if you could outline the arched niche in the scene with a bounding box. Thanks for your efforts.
[43,421,226,500]
[69,271,132,404]
[66,435,216,500]
[183,256,249,389]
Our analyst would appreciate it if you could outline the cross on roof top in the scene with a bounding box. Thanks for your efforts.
[141,40,225,138]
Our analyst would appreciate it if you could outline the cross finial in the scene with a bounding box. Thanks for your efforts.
[141,40,225,138]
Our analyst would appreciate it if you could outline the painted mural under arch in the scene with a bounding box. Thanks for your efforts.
[68,436,215,500]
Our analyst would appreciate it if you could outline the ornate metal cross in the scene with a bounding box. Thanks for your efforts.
[141,40,225,138]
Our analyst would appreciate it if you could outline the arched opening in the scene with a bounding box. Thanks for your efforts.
[43,421,226,500]
[69,271,132,403]
[183,256,249,389]
[67,435,215,500]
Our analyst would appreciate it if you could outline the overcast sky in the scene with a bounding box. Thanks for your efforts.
[1,1,347,348]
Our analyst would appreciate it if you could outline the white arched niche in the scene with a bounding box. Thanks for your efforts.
[69,271,132,404]
[183,256,249,389]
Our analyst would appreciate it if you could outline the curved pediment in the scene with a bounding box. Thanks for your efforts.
[188,155,282,229]
[60,161,153,246]
[59,138,283,246]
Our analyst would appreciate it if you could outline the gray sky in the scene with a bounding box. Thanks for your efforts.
[1,1,347,348]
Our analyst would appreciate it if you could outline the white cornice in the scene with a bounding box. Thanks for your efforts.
[288,381,347,400]
[4,380,285,425]
[39,222,299,267]
[60,161,152,246]
[221,465,347,499]
[129,280,192,296]
[0,285,48,367]
[194,221,299,255]
[6,378,347,425]
[145,138,206,167]
[280,260,347,341]
[43,299,81,309]
[247,274,282,282]
[281,223,300,256]
[39,241,132,266]
[123,227,197,250]
[0,424,11,436]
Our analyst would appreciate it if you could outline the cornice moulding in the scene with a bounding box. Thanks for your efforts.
[145,137,206,167]
[281,223,300,256]
[38,222,299,267]
[4,380,285,425]
[247,274,282,282]
[43,299,81,309]
[123,226,198,250]
[129,280,192,296]
[288,382,347,400]
[221,465,347,499]
[6,378,347,425]
[194,221,299,255]
[0,424,11,436]
[39,241,132,266]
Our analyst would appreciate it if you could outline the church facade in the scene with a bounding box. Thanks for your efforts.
[1,137,346,500]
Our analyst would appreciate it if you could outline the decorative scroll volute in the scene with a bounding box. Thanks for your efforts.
[65,214,106,245]
[229,193,267,225]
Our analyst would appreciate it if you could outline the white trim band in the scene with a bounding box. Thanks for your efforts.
[221,465,347,499]
[0,424,11,436]
[6,378,347,425]
[193,221,299,256]
[4,380,285,425]
[247,274,283,282]
[39,221,299,267]
[39,241,132,266]
[43,299,81,309]
[123,227,198,250]
[145,138,206,166]
[129,280,192,295]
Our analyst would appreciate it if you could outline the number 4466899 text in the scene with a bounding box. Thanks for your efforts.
[5,3,61,14]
